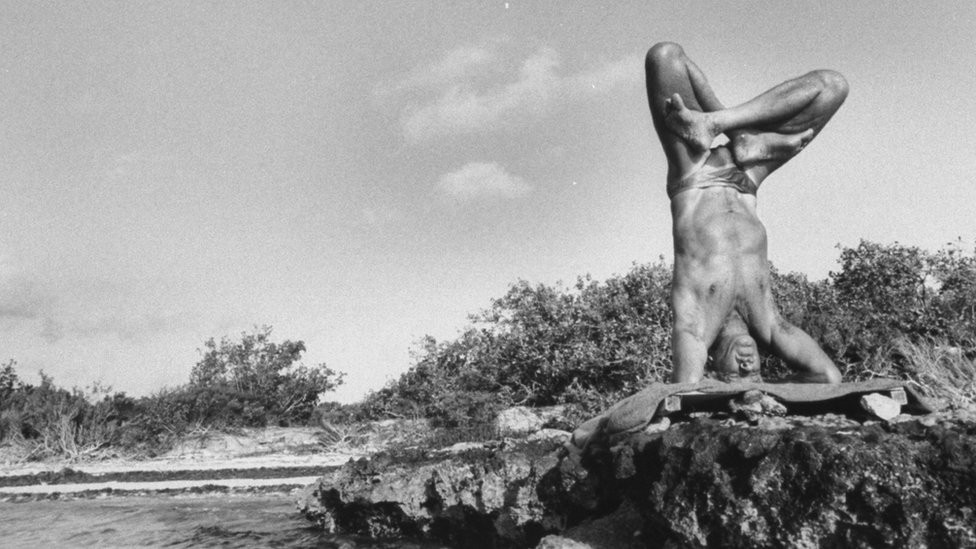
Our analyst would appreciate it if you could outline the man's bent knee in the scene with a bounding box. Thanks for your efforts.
[645,42,685,70]
[810,69,850,102]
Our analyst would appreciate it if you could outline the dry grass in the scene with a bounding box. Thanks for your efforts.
[0,415,111,464]
[893,337,976,408]
[313,418,494,453]
[316,421,373,453]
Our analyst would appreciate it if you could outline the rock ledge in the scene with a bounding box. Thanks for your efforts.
[298,411,976,548]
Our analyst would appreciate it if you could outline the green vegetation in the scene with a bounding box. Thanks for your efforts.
[0,365,128,461]
[345,262,673,430]
[3,240,975,460]
[345,240,976,427]
[0,327,343,460]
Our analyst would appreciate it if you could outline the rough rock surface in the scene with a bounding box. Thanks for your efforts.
[495,406,546,436]
[860,393,902,420]
[611,413,976,548]
[297,438,588,548]
[298,411,976,548]
[496,405,573,437]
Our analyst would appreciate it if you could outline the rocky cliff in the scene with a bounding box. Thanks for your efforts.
[298,410,976,548]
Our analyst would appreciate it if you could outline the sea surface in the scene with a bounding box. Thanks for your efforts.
[0,492,440,548]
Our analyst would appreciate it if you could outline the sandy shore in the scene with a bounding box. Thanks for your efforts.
[0,475,326,495]
[0,427,365,495]
[0,451,358,477]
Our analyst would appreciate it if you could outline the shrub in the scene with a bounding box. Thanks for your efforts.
[358,261,675,420]
[889,337,976,407]
[0,369,130,460]
[825,241,976,378]
[189,326,344,426]
[1,327,346,458]
[364,241,976,422]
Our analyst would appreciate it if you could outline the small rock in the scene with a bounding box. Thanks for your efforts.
[613,445,636,479]
[438,441,488,454]
[729,392,787,423]
[495,406,545,436]
[860,393,902,421]
[536,534,595,548]
[535,405,572,427]
[643,416,671,434]
[740,389,765,405]
[527,428,571,443]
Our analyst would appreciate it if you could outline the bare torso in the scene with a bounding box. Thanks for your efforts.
[670,147,769,322]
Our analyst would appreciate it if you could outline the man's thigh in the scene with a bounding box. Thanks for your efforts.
[671,281,733,345]
[739,276,791,349]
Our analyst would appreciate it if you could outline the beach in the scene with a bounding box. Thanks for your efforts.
[0,426,360,497]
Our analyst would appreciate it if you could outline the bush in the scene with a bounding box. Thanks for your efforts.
[0,327,346,458]
[188,326,344,426]
[4,241,975,455]
[893,337,976,406]
[359,261,675,420]
[0,367,132,460]
[825,240,976,377]
[362,241,976,422]
[121,327,347,452]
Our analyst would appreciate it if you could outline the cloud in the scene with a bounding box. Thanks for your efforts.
[437,162,531,201]
[387,43,641,141]
[0,255,50,321]
[401,46,558,140]
[0,273,65,344]
[0,262,191,344]
[564,55,640,98]
[385,45,499,92]
[361,206,401,227]
[78,310,188,342]
[39,317,64,344]
[0,276,48,321]
[53,279,193,342]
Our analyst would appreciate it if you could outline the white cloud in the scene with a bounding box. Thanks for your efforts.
[0,255,50,321]
[361,206,401,227]
[384,45,499,92]
[437,162,531,201]
[564,55,640,98]
[389,43,641,142]
[0,276,47,321]
[0,262,191,344]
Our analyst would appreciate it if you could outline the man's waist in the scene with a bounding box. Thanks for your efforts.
[673,222,767,257]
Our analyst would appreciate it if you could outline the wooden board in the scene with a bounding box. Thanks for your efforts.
[660,387,908,414]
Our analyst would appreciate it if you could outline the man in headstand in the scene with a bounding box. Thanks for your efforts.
[645,42,847,384]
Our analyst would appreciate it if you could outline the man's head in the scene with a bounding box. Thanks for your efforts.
[712,334,760,379]
[709,316,761,381]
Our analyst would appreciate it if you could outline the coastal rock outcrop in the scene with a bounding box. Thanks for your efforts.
[298,411,976,548]
[298,436,584,548]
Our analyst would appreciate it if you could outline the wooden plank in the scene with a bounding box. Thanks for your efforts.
[659,385,910,416]
[661,391,733,414]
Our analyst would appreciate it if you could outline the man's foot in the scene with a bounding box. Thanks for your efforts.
[664,93,718,152]
[731,128,815,166]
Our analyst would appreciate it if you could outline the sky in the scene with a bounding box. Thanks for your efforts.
[1,2,975,403]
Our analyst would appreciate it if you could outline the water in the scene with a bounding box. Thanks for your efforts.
[0,493,438,548]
